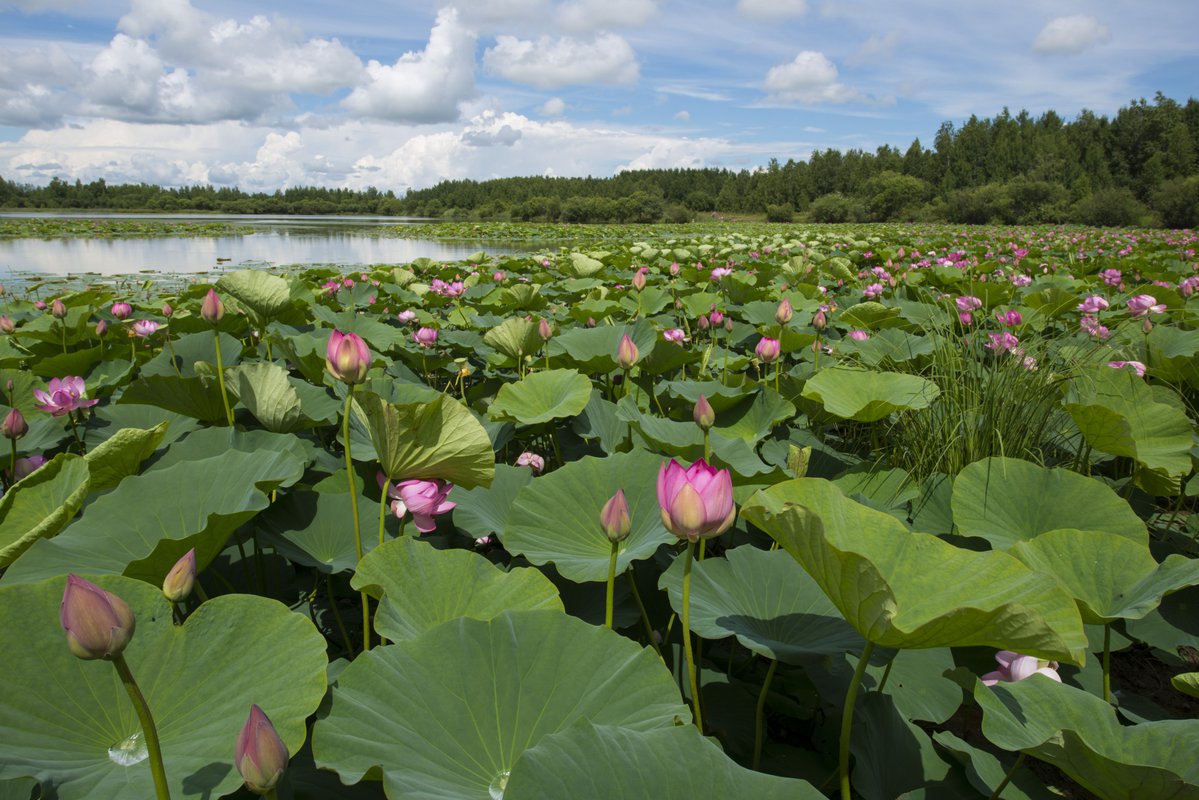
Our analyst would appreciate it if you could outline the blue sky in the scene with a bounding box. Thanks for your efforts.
[1,0,1196,194]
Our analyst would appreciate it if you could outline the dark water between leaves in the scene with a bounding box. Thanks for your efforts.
[0,213,523,279]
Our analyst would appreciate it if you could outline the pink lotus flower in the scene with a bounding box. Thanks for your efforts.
[955,295,982,312]
[201,289,224,325]
[382,476,456,533]
[617,334,639,369]
[755,336,781,362]
[162,548,196,602]
[111,302,132,319]
[2,407,27,440]
[1108,360,1146,377]
[981,651,1061,686]
[693,394,715,430]
[34,300,46,311]
[13,454,46,480]
[0,316,13,334]
[775,298,793,325]
[131,320,159,338]
[325,330,370,384]
[657,458,735,541]
[600,488,631,543]
[538,318,553,340]
[235,704,290,795]
[397,310,417,324]
[413,327,438,348]
[1126,294,1166,317]
[847,329,870,341]
[996,310,1022,327]
[710,267,733,280]
[59,574,136,661]
[515,451,545,473]
[33,376,99,416]
[1077,296,1109,314]
[986,332,1021,353]
[51,298,67,319]
[862,283,884,300]
[663,328,686,343]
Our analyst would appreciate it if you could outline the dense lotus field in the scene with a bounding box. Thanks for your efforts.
[1,222,1199,800]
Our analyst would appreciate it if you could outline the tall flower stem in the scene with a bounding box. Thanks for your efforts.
[378,475,389,546]
[163,335,182,379]
[341,386,369,654]
[839,640,877,800]
[753,658,779,771]
[625,567,661,658]
[212,330,234,426]
[988,753,1027,800]
[1102,623,1112,704]
[112,654,171,800]
[604,540,619,629]
[681,540,703,733]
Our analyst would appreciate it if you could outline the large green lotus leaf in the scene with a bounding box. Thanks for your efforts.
[502,450,675,582]
[83,423,168,491]
[312,610,689,799]
[148,426,312,472]
[90,403,198,449]
[2,449,305,587]
[488,369,592,426]
[0,575,327,800]
[483,317,543,361]
[840,328,936,366]
[658,545,862,662]
[1064,367,1192,490]
[353,536,562,641]
[741,479,1087,663]
[1009,529,1199,624]
[216,268,292,320]
[838,301,904,330]
[451,464,534,541]
[969,674,1199,799]
[356,391,494,489]
[117,373,227,422]
[225,361,319,432]
[571,391,629,454]
[951,457,1147,548]
[0,777,36,800]
[801,366,939,421]
[258,488,383,573]
[659,379,752,412]
[0,453,90,568]
[548,320,657,373]
[141,331,243,379]
[711,388,796,443]
[504,721,826,800]
[1146,325,1199,385]
[565,251,604,277]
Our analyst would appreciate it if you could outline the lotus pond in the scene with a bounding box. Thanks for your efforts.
[0,222,1198,800]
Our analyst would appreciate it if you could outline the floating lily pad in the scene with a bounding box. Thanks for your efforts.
[0,453,90,568]
[451,464,534,541]
[801,367,939,421]
[489,369,593,426]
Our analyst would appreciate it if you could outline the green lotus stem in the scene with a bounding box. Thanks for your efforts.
[326,573,352,655]
[8,439,16,485]
[988,752,1026,800]
[67,410,86,454]
[604,540,618,629]
[774,359,781,394]
[378,471,388,546]
[702,429,711,462]
[753,658,779,771]
[60,322,67,355]
[625,567,661,658]
[192,581,209,602]
[129,336,136,365]
[341,386,370,654]
[840,640,877,800]
[877,658,895,693]
[1103,623,1112,704]
[212,329,234,426]
[164,334,182,378]
[681,540,703,733]
[264,789,278,800]
[112,654,171,800]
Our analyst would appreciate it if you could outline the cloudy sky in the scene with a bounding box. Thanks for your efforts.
[1,0,1196,194]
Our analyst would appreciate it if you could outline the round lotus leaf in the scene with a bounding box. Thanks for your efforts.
[312,610,689,799]
[801,366,939,421]
[488,369,592,426]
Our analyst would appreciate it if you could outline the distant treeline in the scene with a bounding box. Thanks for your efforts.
[3,93,1198,228]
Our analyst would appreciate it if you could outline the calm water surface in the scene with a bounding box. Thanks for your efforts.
[0,214,522,278]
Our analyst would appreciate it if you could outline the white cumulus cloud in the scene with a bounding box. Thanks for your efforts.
[538,96,566,116]
[556,0,658,32]
[738,0,806,20]
[341,8,476,123]
[1033,15,1111,55]
[484,33,639,89]
[763,51,861,104]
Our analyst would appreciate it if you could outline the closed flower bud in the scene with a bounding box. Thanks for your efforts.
[616,334,639,370]
[724,317,733,332]
[235,704,290,795]
[161,303,173,318]
[59,575,136,661]
[0,316,13,334]
[95,319,108,338]
[111,302,132,320]
[538,318,553,340]
[2,407,28,439]
[755,336,781,363]
[201,289,224,325]
[812,309,827,331]
[693,394,715,431]
[600,488,631,543]
[696,315,710,331]
[413,327,439,348]
[51,299,67,319]
[775,298,793,325]
[162,548,196,602]
[632,270,647,291]
[325,330,370,384]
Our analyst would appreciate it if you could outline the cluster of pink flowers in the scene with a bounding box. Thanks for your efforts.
[430,279,465,298]
[1080,315,1111,339]
[986,331,1021,354]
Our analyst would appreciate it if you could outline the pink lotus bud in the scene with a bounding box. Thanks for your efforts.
[669,262,680,276]
[397,310,417,324]
[235,704,290,795]
[111,302,132,320]
[383,477,456,533]
[775,298,793,325]
[693,394,715,431]
[847,329,870,341]
[538,318,553,340]
[201,289,224,325]
[59,575,136,661]
[51,299,67,319]
[162,548,196,602]
[325,330,370,384]
[724,318,733,332]
[95,319,108,338]
[413,327,439,348]
[709,310,724,325]
[161,303,173,318]
[586,317,596,328]
[2,407,28,439]
[755,336,781,363]
[632,270,647,291]
[812,310,827,331]
[600,488,632,543]
[34,300,46,311]
[657,458,736,541]
[616,334,639,370]
[0,316,13,334]
[696,315,709,331]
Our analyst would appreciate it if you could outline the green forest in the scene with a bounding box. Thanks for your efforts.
[3,93,1197,228]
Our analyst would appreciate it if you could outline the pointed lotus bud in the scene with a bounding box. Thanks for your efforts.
[724,317,733,332]
[616,334,639,370]
[161,303,173,318]
[600,488,631,543]
[632,270,647,291]
[95,319,108,338]
[696,315,709,331]
[162,548,196,602]
[201,289,224,325]
[538,318,553,340]
[669,262,680,277]
[812,309,827,331]
[775,298,793,325]
[2,407,28,440]
[235,704,290,795]
[755,336,781,363]
[111,302,132,320]
[51,298,67,319]
[787,444,812,479]
[325,329,370,384]
[59,575,136,661]
[693,394,715,431]
[0,316,13,334]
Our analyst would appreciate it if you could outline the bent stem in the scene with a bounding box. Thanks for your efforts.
[988,752,1027,800]
[753,658,779,771]
[212,329,234,426]
[341,387,369,654]
[681,539,703,733]
[112,654,171,800]
[839,640,877,800]
[604,540,619,629]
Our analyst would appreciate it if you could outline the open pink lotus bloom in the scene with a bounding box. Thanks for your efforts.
[33,376,99,417]
[657,458,735,541]
[1108,360,1147,377]
[981,650,1061,686]
[131,320,159,337]
[413,327,439,348]
[663,328,686,343]
[381,475,456,533]
[1126,294,1166,317]
[515,452,545,473]
[1077,295,1109,314]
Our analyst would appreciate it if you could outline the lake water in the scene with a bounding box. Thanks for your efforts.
[0,213,523,279]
